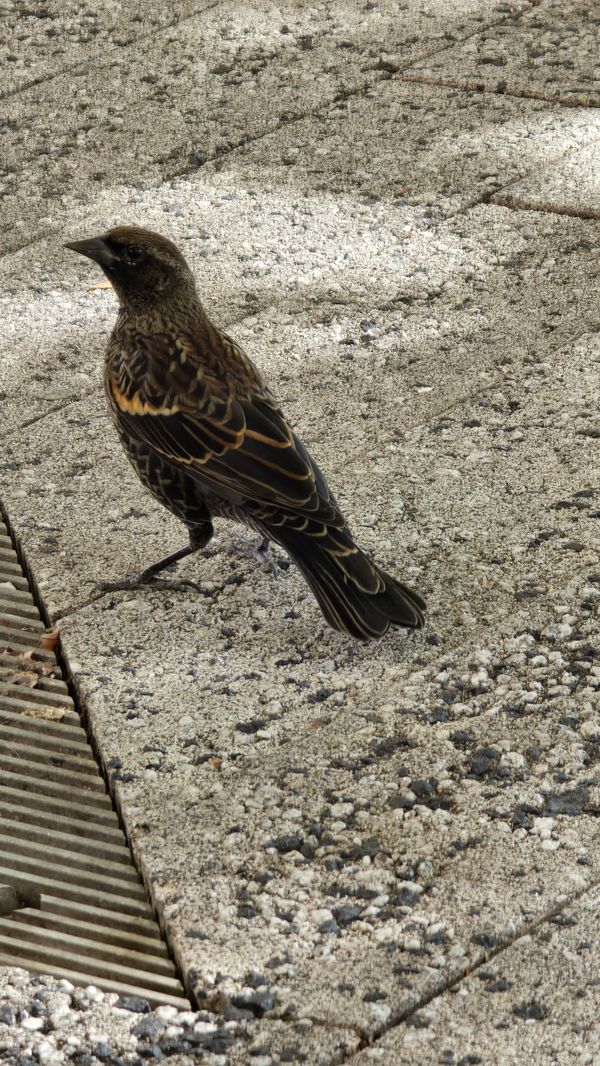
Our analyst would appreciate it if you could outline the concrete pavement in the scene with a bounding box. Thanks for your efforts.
[1,2,600,1063]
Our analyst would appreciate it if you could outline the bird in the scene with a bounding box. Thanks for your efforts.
[65,226,426,640]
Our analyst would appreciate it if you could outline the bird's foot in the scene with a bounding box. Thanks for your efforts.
[232,533,280,577]
[257,538,281,578]
[97,574,205,595]
[96,542,204,595]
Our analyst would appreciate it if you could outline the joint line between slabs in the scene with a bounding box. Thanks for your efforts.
[1,0,541,260]
[168,4,542,186]
[326,318,599,483]
[2,0,536,110]
[340,874,600,1062]
[492,195,600,223]
[398,72,600,112]
[0,395,96,440]
[0,0,224,103]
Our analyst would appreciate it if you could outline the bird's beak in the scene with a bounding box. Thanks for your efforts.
[64,236,119,269]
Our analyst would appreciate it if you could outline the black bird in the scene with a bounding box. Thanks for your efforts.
[65,226,426,639]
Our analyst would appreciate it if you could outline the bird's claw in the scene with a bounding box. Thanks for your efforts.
[257,541,281,579]
[96,575,150,593]
[141,577,205,594]
[232,533,280,577]
[96,575,204,595]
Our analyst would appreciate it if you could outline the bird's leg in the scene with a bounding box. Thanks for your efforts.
[97,520,214,594]
[256,537,280,576]
[231,531,280,577]
[136,543,196,582]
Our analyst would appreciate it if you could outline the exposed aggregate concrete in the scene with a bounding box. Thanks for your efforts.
[0,967,357,1064]
[403,0,600,105]
[2,0,600,1062]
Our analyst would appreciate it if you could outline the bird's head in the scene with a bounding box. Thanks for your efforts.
[65,225,197,313]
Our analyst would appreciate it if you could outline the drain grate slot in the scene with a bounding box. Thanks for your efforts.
[0,515,190,1009]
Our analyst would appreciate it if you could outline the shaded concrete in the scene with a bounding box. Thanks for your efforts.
[1,0,527,255]
[2,0,600,1062]
[403,0,600,105]
[1,1,217,96]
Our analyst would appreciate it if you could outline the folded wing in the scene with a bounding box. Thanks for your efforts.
[108,375,342,526]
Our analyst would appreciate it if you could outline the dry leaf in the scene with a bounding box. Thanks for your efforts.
[87,280,112,291]
[306,719,324,733]
[24,706,68,722]
[5,671,39,688]
[1,650,57,675]
[208,757,222,771]
[39,628,60,651]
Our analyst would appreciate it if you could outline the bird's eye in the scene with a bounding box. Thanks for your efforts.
[126,245,144,264]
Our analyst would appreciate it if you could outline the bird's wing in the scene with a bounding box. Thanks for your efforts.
[107,359,342,526]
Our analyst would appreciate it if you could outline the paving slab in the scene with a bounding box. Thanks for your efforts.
[0,0,530,255]
[2,0,535,99]
[0,1,216,96]
[402,0,600,105]
[3,206,600,612]
[492,139,600,216]
[351,886,600,1064]
[0,0,508,99]
[216,80,600,212]
[3,96,600,438]
[3,302,599,1041]
[52,569,600,1037]
[4,71,600,260]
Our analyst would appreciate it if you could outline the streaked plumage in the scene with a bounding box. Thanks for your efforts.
[65,226,426,639]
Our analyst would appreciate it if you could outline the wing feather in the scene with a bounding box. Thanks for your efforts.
[107,353,341,524]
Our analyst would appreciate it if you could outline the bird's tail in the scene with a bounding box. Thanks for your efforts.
[271,524,426,640]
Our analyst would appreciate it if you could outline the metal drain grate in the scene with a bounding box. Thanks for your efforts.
[0,517,189,1008]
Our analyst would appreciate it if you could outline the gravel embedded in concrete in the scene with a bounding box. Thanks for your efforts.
[217,80,600,212]
[3,0,600,1060]
[0,1,214,96]
[0,967,357,1064]
[493,138,600,215]
[403,0,600,104]
[351,887,600,1063]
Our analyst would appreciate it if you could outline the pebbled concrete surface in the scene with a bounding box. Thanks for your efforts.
[0,967,359,1064]
[403,0,600,104]
[492,138,600,214]
[2,1,600,1064]
[351,887,600,1063]
[1,0,534,256]
[0,1,218,96]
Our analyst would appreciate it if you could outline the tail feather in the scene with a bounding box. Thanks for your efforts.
[269,525,426,640]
